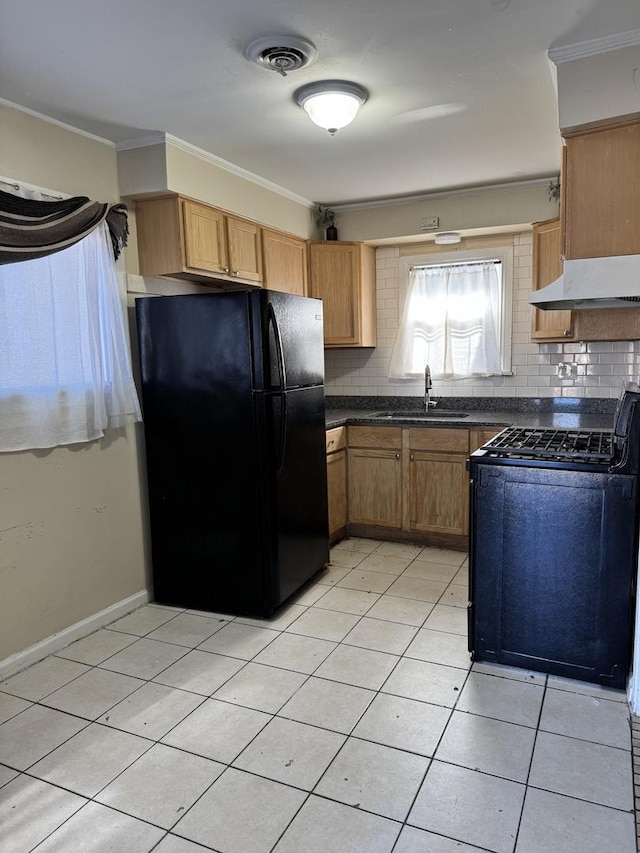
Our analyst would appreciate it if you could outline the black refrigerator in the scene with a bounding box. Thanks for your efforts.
[135,290,329,618]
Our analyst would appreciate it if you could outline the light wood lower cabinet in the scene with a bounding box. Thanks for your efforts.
[348,448,403,528]
[408,452,469,536]
[326,427,347,542]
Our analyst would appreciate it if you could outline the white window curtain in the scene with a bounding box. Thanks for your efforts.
[0,221,141,452]
[389,261,502,380]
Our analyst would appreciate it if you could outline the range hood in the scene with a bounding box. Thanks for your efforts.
[529,254,640,310]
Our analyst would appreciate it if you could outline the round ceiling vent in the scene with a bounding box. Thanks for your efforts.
[245,36,317,77]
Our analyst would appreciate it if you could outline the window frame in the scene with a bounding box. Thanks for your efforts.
[397,245,514,376]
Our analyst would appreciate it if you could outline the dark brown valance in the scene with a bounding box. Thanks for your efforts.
[0,188,129,265]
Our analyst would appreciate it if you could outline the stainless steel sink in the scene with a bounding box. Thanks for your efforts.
[375,410,469,419]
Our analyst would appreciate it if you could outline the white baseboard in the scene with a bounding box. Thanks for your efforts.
[0,589,150,680]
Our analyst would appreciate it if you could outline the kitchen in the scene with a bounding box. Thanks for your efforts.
[1,1,640,851]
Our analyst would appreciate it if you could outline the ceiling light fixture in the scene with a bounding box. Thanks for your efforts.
[434,232,462,245]
[295,81,368,135]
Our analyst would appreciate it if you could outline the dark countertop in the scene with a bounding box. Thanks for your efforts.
[324,397,617,432]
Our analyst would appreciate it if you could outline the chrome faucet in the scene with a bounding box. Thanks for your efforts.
[424,363,436,410]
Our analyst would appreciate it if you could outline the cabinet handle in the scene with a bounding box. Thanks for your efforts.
[233,269,239,276]
[328,440,335,447]
[410,453,414,461]
[563,329,571,337]
[222,265,230,273]
[395,452,400,460]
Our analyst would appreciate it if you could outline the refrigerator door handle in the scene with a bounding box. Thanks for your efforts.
[276,391,288,477]
[268,303,288,392]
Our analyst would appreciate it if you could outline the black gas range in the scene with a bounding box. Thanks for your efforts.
[468,385,640,689]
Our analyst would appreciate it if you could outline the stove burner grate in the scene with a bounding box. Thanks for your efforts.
[482,427,614,462]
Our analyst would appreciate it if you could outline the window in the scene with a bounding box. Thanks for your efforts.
[0,222,141,452]
[389,246,513,380]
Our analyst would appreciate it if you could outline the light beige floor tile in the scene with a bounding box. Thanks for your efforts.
[213,662,307,713]
[317,564,352,583]
[41,667,144,720]
[197,621,279,660]
[96,743,224,829]
[353,693,450,757]
[327,550,368,569]
[355,553,413,575]
[414,547,466,567]
[99,681,204,739]
[546,673,628,702]
[33,800,164,853]
[435,711,536,783]
[29,722,150,797]
[175,767,306,853]
[315,644,399,690]
[0,774,86,852]
[0,656,89,701]
[386,576,448,603]
[331,537,382,555]
[233,716,345,790]
[409,760,525,853]
[253,632,337,674]
[515,787,637,853]
[453,564,469,584]
[343,617,418,655]
[471,661,546,685]
[422,603,467,634]
[162,697,271,763]
[99,637,187,680]
[278,676,375,734]
[290,583,328,607]
[337,568,396,593]
[374,541,425,560]
[316,738,429,821]
[0,765,18,787]
[402,560,458,583]
[456,672,545,727]
[286,606,360,641]
[0,692,31,725]
[0,705,87,770]
[539,687,631,749]
[405,628,472,670]
[528,730,634,810]
[365,596,434,627]
[154,836,213,853]
[394,826,486,852]
[382,658,466,708]
[235,603,308,631]
[56,628,137,665]
[273,793,400,853]
[108,604,181,636]
[146,612,228,647]
[438,583,468,608]
[315,586,380,615]
[153,649,245,695]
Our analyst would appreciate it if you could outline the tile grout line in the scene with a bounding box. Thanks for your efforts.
[632,713,640,853]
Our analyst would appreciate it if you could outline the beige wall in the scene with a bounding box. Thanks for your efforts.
[1,104,148,662]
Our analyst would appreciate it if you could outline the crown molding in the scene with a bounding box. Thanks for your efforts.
[548,28,640,64]
[330,177,557,213]
[116,132,314,208]
[0,98,116,147]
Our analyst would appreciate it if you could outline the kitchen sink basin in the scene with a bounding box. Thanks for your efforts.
[376,410,469,419]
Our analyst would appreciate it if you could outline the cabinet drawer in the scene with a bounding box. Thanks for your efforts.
[326,427,347,454]
[348,426,402,450]
[409,428,470,453]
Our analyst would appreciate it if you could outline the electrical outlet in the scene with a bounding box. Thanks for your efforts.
[419,217,439,231]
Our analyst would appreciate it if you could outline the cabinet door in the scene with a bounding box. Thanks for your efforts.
[182,200,228,274]
[263,229,307,296]
[409,451,469,536]
[564,121,640,260]
[227,216,263,283]
[531,218,573,341]
[309,242,361,345]
[348,448,402,528]
[327,449,347,539]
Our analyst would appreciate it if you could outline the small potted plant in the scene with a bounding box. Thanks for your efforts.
[315,205,338,241]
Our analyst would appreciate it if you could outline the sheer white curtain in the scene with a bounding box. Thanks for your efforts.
[0,221,141,451]
[389,261,502,380]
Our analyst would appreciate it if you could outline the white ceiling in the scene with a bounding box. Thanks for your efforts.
[1,0,638,205]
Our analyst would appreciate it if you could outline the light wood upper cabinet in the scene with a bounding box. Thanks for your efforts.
[531,218,574,342]
[135,195,262,286]
[563,119,640,260]
[262,229,308,296]
[308,241,376,347]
